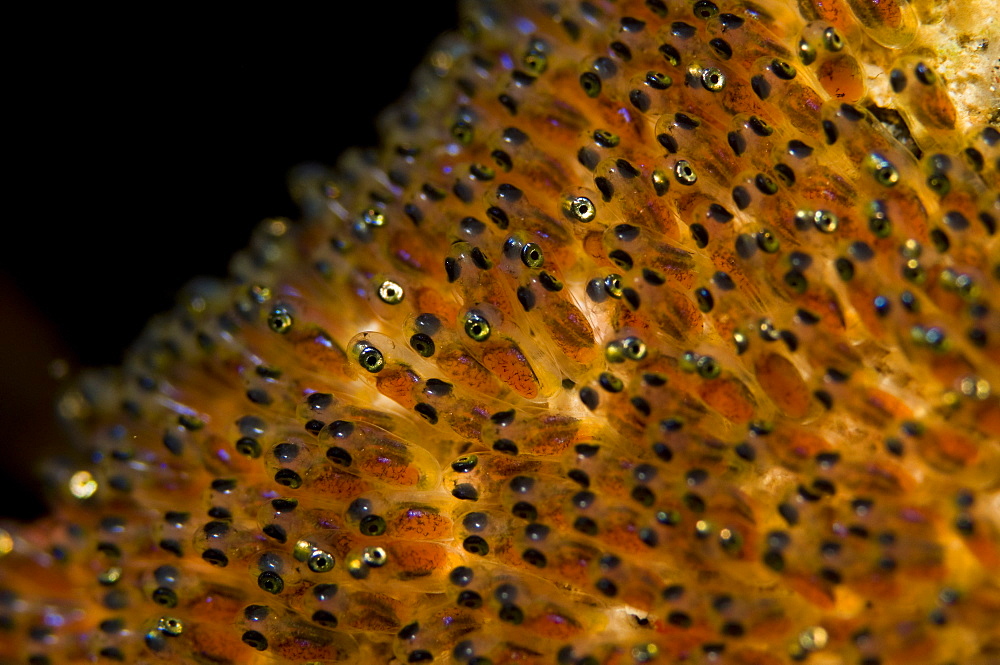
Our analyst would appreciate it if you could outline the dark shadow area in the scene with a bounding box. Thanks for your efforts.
[2,7,459,520]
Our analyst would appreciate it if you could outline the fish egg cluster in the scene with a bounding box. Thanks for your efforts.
[1,0,998,664]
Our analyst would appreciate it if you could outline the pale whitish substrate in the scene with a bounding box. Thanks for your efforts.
[863,0,998,132]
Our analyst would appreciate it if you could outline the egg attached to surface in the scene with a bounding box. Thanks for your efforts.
[1,1,998,664]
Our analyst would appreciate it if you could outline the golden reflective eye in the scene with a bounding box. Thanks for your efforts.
[69,470,98,499]
[409,333,435,357]
[235,437,261,458]
[521,242,544,268]
[97,566,122,585]
[660,43,681,66]
[696,355,721,379]
[308,548,336,573]
[939,268,959,289]
[701,67,726,91]
[835,257,855,281]
[652,168,669,196]
[151,587,177,607]
[901,238,922,259]
[902,259,926,285]
[733,331,749,354]
[491,150,512,172]
[157,617,184,637]
[748,116,774,136]
[462,535,490,555]
[267,306,293,333]
[451,454,479,473]
[359,514,387,536]
[875,165,899,185]
[257,571,283,594]
[868,201,892,237]
[798,38,816,65]
[813,210,838,233]
[914,62,936,85]
[377,280,404,304]
[784,270,808,294]
[959,376,991,399]
[756,230,780,253]
[771,58,796,80]
[362,546,387,567]
[954,274,979,299]
[695,287,714,312]
[798,626,829,652]
[609,250,633,271]
[604,273,624,298]
[523,49,547,74]
[463,311,491,341]
[605,340,626,363]
[674,160,697,185]
[451,121,474,145]
[357,345,385,373]
[579,72,602,97]
[273,467,301,488]
[755,172,778,195]
[346,556,368,579]
[470,163,495,180]
[633,643,660,662]
[774,163,795,187]
[361,208,385,227]
[870,154,899,186]
[566,196,596,222]
[929,228,950,253]
[645,71,672,89]
[241,630,268,651]
[249,284,272,303]
[621,336,647,360]
[599,372,624,392]
[719,527,743,553]
[593,129,620,148]
[693,0,719,17]
[823,27,843,51]
[293,539,316,562]
[927,172,950,196]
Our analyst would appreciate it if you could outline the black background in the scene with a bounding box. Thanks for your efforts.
[2,7,459,520]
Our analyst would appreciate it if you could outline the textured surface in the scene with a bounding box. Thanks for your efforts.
[1,1,999,664]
